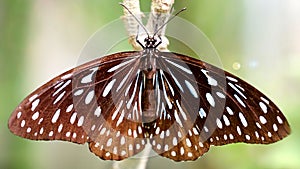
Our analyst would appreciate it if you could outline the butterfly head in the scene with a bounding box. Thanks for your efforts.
[120,3,186,50]
[142,35,162,49]
[144,36,157,47]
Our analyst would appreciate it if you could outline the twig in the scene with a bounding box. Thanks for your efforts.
[121,0,174,51]
[121,0,144,50]
[147,0,174,51]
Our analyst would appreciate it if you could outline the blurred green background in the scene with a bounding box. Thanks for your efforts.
[1,0,299,169]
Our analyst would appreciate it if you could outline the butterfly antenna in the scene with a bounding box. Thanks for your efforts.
[120,3,150,37]
[153,7,187,37]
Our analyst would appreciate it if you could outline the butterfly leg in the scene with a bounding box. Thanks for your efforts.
[136,25,145,49]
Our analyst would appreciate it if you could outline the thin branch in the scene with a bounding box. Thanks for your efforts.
[147,0,175,51]
[121,0,144,50]
[121,0,175,51]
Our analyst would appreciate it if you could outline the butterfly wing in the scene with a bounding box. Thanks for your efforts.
[8,51,147,160]
[149,52,290,161]
[8,50,290,161]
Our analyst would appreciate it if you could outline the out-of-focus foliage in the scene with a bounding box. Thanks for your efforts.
[1,1,299,169]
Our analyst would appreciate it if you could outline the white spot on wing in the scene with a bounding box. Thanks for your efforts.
[273,124,278,132]
[53,91,65,104]
[277,116,283,124]
[239,112,248,127]
[31,99,40,111]
[77,116,84,127]
[173,137,178,145]
[228,82,247,99]
[259,116,267,124]
[39,127,44,134]
[160,131,165,139]
[199,108,206,118]
[216,118,223,129]
[162,72,175,96]
[204,126,209,132]
[61,73,72,79]
[226,76,238,82]
[38,118,43,125]
[236,126,242,135]
[260,97,270,104]
[201,69,218,86]
[117,68,133,92]
[185,80,198,98]
[174,110,183,127]
[186,138,192,147]
[74,89,84,96]
[58,124,63,133]
[216,92,225,99]
[165,59,193,74]
[167,67,184,92]
[66,104,73,113]
[54,81,64,89]
[107,138,112,147]
[206,93,215,107]
[81,67,98,84]
[94,106,101,117]
[85,90,95,104]
[259,102,268,113]
[256,122,262,129]
[103,79,116,97]
[107,59,135,72]
[49,131,54,137]
[70,112,77,124]
[226,106,234,115]
[17,112,22,119]
[160,70,173,108]
[91,125,96,131]
[32,112,39,120]
[116,110,125,127]
[268,132,272,137]
[235,84,245,91]
[51,109,61,123]
[223,115,230,126]
[180,147,184,155]
[234,94,246,107]
[255,131,259,138]
[21,120,26,128]
[29,94,38,102]
[53,80,71,96]
[176,100,187,120]
[112,100,123,120]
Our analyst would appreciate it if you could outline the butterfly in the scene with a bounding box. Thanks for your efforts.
[8,4,290,162]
